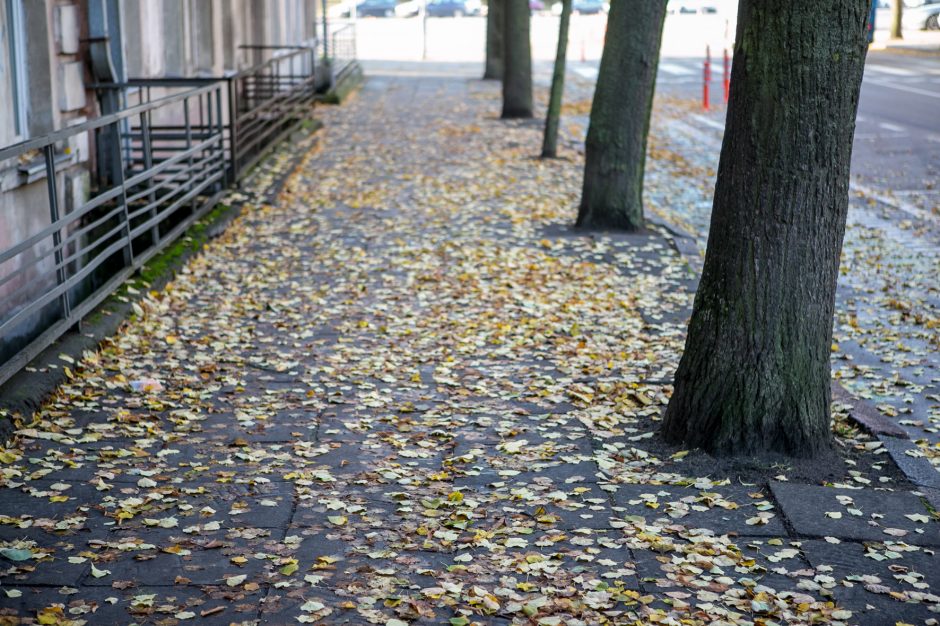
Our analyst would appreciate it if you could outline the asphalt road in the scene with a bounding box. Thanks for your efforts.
[570,49,940,228]
[853,51,940,213]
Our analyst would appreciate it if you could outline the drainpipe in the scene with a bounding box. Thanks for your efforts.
[87,0,123,113]
[86,0,124,187]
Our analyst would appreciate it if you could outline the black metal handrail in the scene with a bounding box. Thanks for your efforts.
[330,24,357,85]
[105,46,319,182]
[0,82,228,386]
[0,41,349,388]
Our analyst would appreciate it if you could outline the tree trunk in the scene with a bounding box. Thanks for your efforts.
[575,0,668,231]
[484,0,505,80]
[501,0,533,118]
[660,0,871,458]
[541,0,572,158]
[891,0,903,39]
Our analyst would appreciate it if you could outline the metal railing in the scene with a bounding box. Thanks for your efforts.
[112,46,318,184]
[0,83,227,385]
[330,24,358,85]
[229,46,319,178]
[0,40,355,387]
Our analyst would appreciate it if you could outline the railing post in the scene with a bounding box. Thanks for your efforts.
[111,118,135,267]
[226,77,239,184]
[214,85,226,191]
[140,110,159,247]
[321,0,329,63]
[183,95,196,212]
[43,145,71,322]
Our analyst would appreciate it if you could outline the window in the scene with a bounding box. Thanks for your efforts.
[1,0,27,145]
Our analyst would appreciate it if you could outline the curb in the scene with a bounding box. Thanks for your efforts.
[869,44,940,58]
[318,62,364,105]
[0,126,322,445]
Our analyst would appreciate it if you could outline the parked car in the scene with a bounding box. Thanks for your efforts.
[426,0,479,16]
[328,0,358,18]
[355,0,398,16]
[572,0,606,14]
[395,0,421,16]
[667,1,719,14]
[903,0,940,29]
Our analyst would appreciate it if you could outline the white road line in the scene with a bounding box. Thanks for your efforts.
[673,117,936,225]
[866,63,917,77]
[574,66,598,79]
[659,63,696,76]
[865,77,940,100]
[878,122,906,133]
[689,113,726,132]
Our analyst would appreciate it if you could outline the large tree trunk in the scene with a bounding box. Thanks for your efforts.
[575,0,667,230]
[541,0,572,158]
[484,0,505,80]
[661,0,871,458]
[501,0,533,118]
[891,0,903,39]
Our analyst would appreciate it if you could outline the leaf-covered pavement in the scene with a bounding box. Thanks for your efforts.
[1,68,938,625]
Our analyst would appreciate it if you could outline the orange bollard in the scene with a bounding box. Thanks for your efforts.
[723,48,730,104]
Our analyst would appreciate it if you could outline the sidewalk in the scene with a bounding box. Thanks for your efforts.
[871,29,940,55]
[0,65,938,625]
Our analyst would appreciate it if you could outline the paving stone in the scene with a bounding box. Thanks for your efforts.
[770,481,940,545]
[878,434,940,490]
[610,483,788,537]
[800,539,940,624]
[0,585,129,623]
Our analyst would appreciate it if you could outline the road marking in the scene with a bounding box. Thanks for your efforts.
[866,63,917,77]
[865,77,940,100]
[671,117,937,226]
[659,63,696,76]
[878,122,905,133]
[574,66,598,79]
[689,113,726,132]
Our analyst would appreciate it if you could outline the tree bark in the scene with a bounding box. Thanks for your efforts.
[575,0,667,231]
[484,0,505,80]
[661,0,871,458]
[501,0,533,118]
[891,0,903,39]
[541,0,572,158]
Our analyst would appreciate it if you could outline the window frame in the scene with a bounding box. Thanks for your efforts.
[4,0,28,142]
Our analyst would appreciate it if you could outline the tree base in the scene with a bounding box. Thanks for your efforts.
[574,207,644,232]
[501,108,533,119]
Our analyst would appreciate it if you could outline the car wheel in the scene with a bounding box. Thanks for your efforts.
[927,14,940,30]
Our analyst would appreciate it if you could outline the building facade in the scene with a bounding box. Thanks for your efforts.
[0,1,330,383]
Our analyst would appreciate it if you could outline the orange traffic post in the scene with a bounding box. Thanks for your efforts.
[723,48,730,104]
